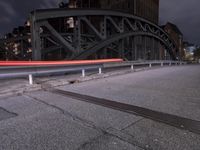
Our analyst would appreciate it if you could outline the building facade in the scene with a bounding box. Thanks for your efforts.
[70,0,159,24]
[162,22,184,60]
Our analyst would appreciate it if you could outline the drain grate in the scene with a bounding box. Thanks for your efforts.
[0,107,17,121]
[52,89,200,135]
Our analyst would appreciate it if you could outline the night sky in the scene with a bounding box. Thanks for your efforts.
[0,0,199,45]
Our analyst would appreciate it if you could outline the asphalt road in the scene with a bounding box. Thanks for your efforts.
[0,64,200,150]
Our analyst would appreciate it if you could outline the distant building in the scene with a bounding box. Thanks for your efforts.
[162,22,184,60]
[0,21,31,60]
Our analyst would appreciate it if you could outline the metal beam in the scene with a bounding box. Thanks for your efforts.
[73,32,175,60]
[80,17,104,40]
[41,21,74,53]
[42,46,62,54]
[31,9,169,39]
[106,16,123,33]
[46,37,60,46]
[123,18,137,31]
[31,13,42,60]
[136,21,147,32]
[29,9,177,60]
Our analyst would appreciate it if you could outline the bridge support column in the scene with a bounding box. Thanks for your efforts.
[30,11,43,61]
[152,37,155,60]
[74,18,81,53]
[144,36,147,60]
[119,39,125,59]
[31,21,42,60]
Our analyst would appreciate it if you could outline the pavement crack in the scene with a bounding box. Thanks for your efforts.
[76,134,105,150]
[25,93,148,150]
[121,118,145,131]
[0,107,18,121]
[24,94,106,134]
[106,127,151,150]
[25,94,66,114]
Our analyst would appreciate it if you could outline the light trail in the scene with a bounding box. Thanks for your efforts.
[0,59,123,66]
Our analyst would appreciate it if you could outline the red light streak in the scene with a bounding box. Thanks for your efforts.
[0,59,123,66]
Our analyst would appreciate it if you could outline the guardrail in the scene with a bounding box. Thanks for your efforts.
[0,59,122,85]
[103,60,186,69]
[0,59,186,85]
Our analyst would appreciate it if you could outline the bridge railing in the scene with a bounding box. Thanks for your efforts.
[103,60,186,69]
[0,59,186,85]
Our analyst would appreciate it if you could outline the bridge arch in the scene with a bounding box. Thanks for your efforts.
[73,32,174,60]
[30,9,177,60]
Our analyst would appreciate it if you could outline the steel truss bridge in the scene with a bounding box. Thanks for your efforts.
[1,9,178,61]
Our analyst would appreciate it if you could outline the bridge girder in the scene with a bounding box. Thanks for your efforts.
[73,32,175,60]
[30,8,177,60]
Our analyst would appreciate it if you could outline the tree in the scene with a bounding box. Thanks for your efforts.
[194,48,200,59]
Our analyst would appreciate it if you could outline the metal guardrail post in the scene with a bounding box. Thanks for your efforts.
[131,65,134,70]
[99,68,102,74]
[82,69,85,77]
[161,62,164,67]
[29,74,33,85]
[149,63,152,68]
[169,62,172,66]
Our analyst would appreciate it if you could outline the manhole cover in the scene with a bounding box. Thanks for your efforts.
[0,107,17,121]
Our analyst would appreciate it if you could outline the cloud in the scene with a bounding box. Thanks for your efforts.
[0,0,59,35]
[0,0,199,45]
[39,0,58,9]
[0,16,12,23]
[0,1,16,16]
[0,1,17,33]
[160,0,200,45]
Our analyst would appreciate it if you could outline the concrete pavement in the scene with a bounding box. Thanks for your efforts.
[58,65,200,121]
[0,64,200,150]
